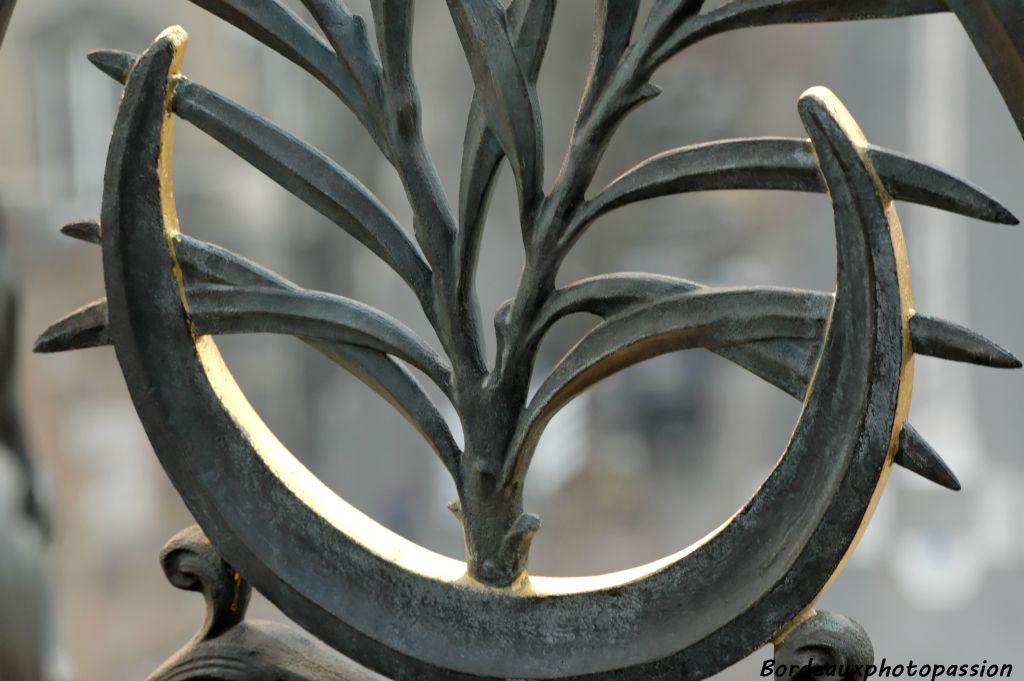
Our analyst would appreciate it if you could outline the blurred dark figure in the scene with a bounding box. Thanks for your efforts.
[0,202,69,681]
[0,5,70,675]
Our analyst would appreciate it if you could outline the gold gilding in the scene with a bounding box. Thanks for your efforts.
[774,89,916,640]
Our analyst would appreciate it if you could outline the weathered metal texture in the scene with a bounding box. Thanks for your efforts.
[34,1,1024,680]
[148,526,387,681]
[773,612,875,680]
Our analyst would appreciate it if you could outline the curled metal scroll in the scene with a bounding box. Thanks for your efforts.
[91,27,909,679]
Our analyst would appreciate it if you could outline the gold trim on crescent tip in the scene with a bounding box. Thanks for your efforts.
[774,89,917,643]
[156,26,191,322]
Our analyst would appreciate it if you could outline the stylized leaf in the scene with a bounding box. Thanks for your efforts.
[647,0,946,68]
[529,273,701,347]
[308,339,461,476]
[38,227,460,473]
[566,137,1017,250]
[868,146,1017,224]
[458,0,554,235]
[456,0,554,329]
[187,285,453,394]
[521,273,1021,489]
[448,0,545,227]
[634,0,704,68]
[34,299,110,353]
[896,425,961,492]
[370,0,417,136]
[60,219,102,244]
[89,55,433,307]
[176,78,436,306]
[910,314,1021,369]
[301,0,385,123]
[501,287,823,486]
[576,0,640,123]
[186,0,380,140]
[370,0,459,275]
[541,273,1022,371]
[87,50,135,83]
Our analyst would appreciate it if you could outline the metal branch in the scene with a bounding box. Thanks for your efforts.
[38,223,462,477]
[501,286,824,488]
[186,0,387,150]
[456,0,554,335]
[576,0,640,125]
[563,136,1017,252]
[447,0,545,235]
[369,0,488,385]
[300,0,386,132]
[519,271,1019,491]
[89,52,438,326]
[645,0,948,72]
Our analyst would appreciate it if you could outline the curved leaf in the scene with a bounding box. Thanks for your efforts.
[60,219,102,244]
[34,299,110,353]
[38,229,460,472]
[896,425,961,492]
[88,55,434,308]
[501,287,823,486]
[174,235,296,290]
[305,339,461,477]
[529,272,700,347]
[186,0,381,140]
[576,0,641,124]
[541,273,1021,375]
[173,79,434,304]
[302,0,384,122]
[634,0,705,69]
[458,0,554,235]
[371,0,459,274]
[910,313,1022,369]
[566,137,1017,250]
[370,0,417,137]
[648,0,946,68]
[520,273,1020,489]
[187,284,451,394]
[456,0,555,330]
[448,0,545,226]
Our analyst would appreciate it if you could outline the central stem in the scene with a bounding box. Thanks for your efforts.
[445,52,644,586]
[455,380,538,587]
[453,254,555,587]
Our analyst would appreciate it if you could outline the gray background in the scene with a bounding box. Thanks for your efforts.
[0,1,1021,678]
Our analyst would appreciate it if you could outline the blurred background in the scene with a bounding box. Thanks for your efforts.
[0,1,1022,678]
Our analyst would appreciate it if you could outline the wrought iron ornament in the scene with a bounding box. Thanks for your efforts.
[35,1,1024,679]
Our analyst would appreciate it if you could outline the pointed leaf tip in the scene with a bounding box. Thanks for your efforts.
[868,146,1019,226]
[34,300,110,354]
[896,426,962,492]
[60,220,101,244]
[911,314,1022,369]
[87,49,136,84]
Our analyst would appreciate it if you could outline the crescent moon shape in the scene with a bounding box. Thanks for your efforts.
[102,28,914,680]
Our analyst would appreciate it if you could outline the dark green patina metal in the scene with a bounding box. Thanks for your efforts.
[30,1,1024,679]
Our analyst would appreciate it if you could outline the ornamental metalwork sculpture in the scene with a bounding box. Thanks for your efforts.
[26,0,1024,679]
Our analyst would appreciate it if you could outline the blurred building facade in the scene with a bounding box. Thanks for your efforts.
[0,1,1022,678]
